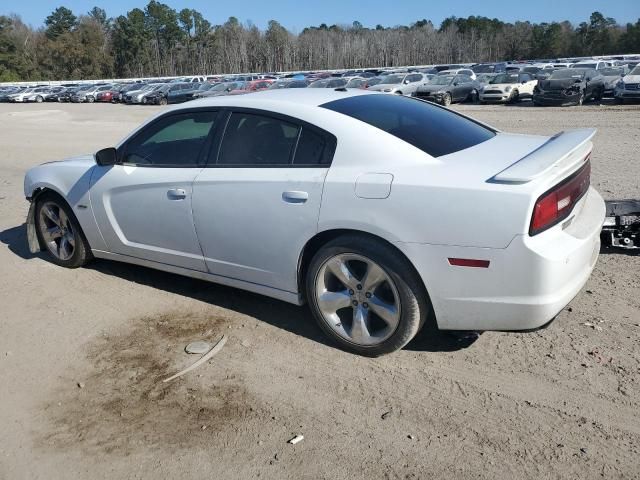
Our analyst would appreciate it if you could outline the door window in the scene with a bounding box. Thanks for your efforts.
[218,113,299,166]
[122,111,218,166]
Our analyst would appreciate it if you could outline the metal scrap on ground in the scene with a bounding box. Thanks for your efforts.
[162,335,227,383]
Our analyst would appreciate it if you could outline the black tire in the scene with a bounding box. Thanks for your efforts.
[87,96,95,103]
[305,234,432,356]
[395,90,403,95]
[592,88,603,102]
[34,192,92,268]
[614,97,623,105]
[577,91,584,106]
[442,92,452,106]
[159,97,168,106]
[36,95,43,103]
[467,89,478,103]
[508,89,519,104]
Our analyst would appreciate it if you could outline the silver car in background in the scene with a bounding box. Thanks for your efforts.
[367,73,428,96]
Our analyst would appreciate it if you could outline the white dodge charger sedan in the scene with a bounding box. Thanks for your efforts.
[23,89,605,356]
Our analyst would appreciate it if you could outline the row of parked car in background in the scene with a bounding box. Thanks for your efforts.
[1,55,639,108]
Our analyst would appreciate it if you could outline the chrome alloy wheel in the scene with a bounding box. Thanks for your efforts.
[38,201,75,261]
[314,253,401,346]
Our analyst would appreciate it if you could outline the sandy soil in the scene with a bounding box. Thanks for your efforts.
[0,100,638,480]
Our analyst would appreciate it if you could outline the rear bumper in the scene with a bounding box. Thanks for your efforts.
[533,92,580,106]
[398,187,605,331]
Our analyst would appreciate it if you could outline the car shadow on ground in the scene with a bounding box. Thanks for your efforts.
[1,223,477,353]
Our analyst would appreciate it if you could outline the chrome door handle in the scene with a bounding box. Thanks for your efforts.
[167,188,187,200]
[282,191,308,204]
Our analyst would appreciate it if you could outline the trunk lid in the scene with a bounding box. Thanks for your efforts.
[491,128,595,184]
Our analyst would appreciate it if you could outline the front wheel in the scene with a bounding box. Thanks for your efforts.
[159,97,168,106]
[442,92,452,106]
[35,193,91,268]
[467,89,478,103]
[577,91,585,106]
[35,95,43,103]
[87,96,95,103]
[306,235,430,356]
[507,89,519,104]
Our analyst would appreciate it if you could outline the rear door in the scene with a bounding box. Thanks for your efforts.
[192,109,336,293]
[453,75,472,101]
[90,109,220,270]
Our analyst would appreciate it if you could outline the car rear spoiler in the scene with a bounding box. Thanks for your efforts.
[491,128,596,183]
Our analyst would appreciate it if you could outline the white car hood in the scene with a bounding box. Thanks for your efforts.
[621,74,640,84]
[39,154,96,167]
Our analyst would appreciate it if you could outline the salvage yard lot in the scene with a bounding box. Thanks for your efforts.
[0,101,639,479]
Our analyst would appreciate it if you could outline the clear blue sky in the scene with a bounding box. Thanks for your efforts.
[8,0,640,30]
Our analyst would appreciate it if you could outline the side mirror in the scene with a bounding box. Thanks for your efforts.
[95,147,118,166]
[404,80,410,84]
[453,82,459,86]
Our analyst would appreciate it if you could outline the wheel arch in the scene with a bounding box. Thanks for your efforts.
[297,228,429,305]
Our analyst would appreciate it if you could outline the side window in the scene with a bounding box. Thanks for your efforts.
[218,112,299,166]
[407,74,422,83]
[293,127,334,165]
[122,111,218,166]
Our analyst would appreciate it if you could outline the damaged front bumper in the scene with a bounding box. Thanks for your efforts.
[26,200,42,254]
[602,200,640,250]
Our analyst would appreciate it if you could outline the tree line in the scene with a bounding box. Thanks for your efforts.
[1,3,639,82]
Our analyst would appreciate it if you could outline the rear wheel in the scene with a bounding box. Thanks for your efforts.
[306,235,430,356]
[35,193,91,268]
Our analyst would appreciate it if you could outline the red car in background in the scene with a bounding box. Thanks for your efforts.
[96,90,116,102]
[228,79,275,95]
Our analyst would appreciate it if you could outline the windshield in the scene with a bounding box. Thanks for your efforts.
[522,67,540,74]
[491,73,519,84]
[629,65,640,75]
[550,70,585,79]
[472,64,497,73]
[379,74,405,84]
[346,78,364,88]
[309,79,329,88]
[573,63,597,70]
[600,68,624,76]
[429,76,454,86]
[198,83,215,91]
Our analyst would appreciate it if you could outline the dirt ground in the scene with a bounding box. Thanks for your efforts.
[0,100,638,480]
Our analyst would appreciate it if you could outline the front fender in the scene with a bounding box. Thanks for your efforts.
[23,157,108,251]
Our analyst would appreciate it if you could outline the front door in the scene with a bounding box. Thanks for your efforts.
[90,109,220,271]
[192,110,336,293]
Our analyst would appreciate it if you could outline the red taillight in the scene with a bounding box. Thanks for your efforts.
[530,159,591,235]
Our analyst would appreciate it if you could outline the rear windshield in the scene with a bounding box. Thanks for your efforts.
[321,94,495,158]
